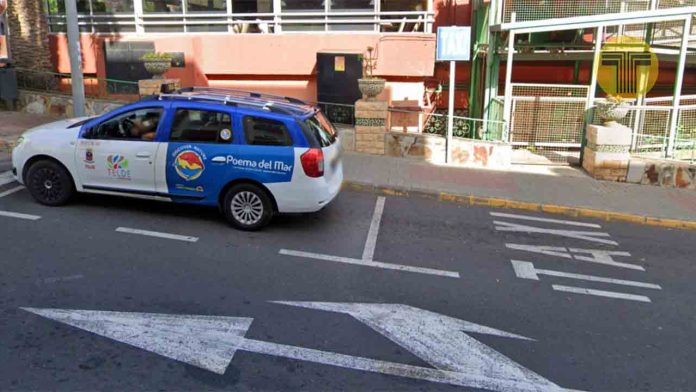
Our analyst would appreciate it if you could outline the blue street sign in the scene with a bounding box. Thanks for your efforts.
[436,26,471,62]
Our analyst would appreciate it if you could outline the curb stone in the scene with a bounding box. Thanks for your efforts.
[343,181,696,231]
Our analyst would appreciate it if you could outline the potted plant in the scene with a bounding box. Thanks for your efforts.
[358,46,386,100]
[595,95,630,126]
[141,52,173,79]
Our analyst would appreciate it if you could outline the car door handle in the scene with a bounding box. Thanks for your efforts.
[136,152,151,158]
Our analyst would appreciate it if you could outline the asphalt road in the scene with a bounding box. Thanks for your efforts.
[1,157,695,391]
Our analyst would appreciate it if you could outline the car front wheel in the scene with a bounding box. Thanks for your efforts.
[26,160,75,206]
[222,184,274,231]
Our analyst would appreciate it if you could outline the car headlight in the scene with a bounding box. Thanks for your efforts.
[14,136,25,148]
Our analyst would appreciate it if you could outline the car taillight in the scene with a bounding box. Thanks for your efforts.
[301,148,324,178]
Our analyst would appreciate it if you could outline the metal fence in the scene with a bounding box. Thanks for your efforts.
[590,96,696,162]
[14,67,140,99]
[316,101,507,142]
[499,0,694,23]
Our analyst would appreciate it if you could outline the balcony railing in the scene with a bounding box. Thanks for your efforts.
[46,11,434,34]
[499,0,695,24]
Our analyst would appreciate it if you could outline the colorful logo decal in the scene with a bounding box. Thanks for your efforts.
[220,128,232,141]
[598,36,658,99]
[174,150,205,181]
[106,154,131,180]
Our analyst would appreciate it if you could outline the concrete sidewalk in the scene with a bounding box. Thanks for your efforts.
[343,152,696,226]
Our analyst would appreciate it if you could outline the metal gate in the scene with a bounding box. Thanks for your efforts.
[501,83,590,165]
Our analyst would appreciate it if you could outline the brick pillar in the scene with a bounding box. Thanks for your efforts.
[582,124,631,181]
[354,99,387,155]
[6,0,52,70]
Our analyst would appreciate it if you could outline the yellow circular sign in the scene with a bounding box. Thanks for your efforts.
[597,36,658,99]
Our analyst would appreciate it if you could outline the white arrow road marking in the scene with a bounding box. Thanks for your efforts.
[21,305,576,391]
[115,227,199,242]
[0,210,41,220]
[0,171,17,187]
[494,221,618,246]
[490,212,602,228]
[552,284,651,303]
[274,301,566,391]
[21,308,253,374]
[511,260,661,290]
[0,185,25,198]
[279,249,460,278]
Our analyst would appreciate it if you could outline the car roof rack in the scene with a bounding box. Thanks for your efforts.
[156,89,314,116]
[177,86,309,106]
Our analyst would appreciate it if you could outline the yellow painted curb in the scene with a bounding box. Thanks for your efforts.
[343,181,696,231]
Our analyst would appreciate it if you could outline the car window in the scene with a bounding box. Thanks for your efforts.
[304,111,337,148]
[170,109,233,143]
[243,116,293,146]
[91,108,163,141]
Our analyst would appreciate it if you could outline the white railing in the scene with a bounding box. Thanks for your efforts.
[46,10,434,34]
[497,0,695,24]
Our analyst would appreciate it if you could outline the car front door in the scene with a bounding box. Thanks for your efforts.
[76,106,164,195]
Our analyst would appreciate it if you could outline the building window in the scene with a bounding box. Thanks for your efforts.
[92,0,134,12]
[328,0,374,31]
[281,0,325,32]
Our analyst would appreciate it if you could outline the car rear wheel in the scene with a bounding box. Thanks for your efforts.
[222,184,273,231]
[26,160,75,206]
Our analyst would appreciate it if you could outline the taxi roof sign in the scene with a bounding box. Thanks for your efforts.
[436,27,471,62]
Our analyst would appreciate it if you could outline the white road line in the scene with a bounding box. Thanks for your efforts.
[490,212,602,228]
[115,227,198,242]
[552,284,651,303]
[0,185,25,198]
[279,249,460,278]
[0,210,41,220]
[362,196,386,261]
[511,260,661,289]
[0,171,16,187]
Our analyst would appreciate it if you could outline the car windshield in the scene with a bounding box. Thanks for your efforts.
[304,111,337,148]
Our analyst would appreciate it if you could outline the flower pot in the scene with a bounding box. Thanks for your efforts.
[358,78,386,100]
[596,101,630,126]
[143,60,172,79]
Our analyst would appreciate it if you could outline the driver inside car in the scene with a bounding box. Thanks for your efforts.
[128,114,159,140]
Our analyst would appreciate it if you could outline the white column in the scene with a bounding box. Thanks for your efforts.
[446,60,456,164]
[667,16,691,158]
[273,0,282,33]
[586,25,604,109]
[133,0,144,34]
[501,13,515,141]
[226,0,233,33]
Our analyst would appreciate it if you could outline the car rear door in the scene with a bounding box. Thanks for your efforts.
[160,102,239,202]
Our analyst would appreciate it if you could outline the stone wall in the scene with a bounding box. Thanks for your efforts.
[627,159,696,190]
[17,90,127,117]
[6,0,52,70]
[385,131,512,169]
